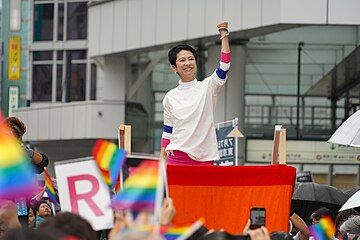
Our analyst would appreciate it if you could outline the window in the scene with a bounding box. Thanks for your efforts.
[67,2,87,40]
[56,51,63,101]
[58,2,64,40]
[33,3,54,41]
[56,64,63,101]
[90,63,97,100]
[33,65,52,101]
[66,51,86,101]
[32,51,53,101]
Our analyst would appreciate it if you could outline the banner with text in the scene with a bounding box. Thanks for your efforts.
[247,139,360,164]
[215,125,237,166]
[55,158,114,231]
[8,36,21,80]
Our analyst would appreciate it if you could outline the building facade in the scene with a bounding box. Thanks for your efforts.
[9,0,360,188]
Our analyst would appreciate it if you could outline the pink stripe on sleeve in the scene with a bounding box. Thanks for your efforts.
[161,138,170,148]
[220,52,231,63]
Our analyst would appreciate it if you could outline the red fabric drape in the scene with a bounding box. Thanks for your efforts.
[167,165,296,234]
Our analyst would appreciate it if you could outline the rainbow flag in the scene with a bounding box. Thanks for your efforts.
[111,160,158,211]
[128,219,204,240]
[309,216,336,240]
[92,139,126,188]
[45,169,58,204]
[0,114,35,199]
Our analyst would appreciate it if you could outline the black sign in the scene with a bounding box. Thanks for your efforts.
[296,171,313,182]
[214,125,236,166]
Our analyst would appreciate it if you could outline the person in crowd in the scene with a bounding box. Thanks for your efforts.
[28,206,36,228]
[271,231,294,240]
[290,212,310,240]
[39,212,97,240]
[4,117,49,174]
[339,215,360,240]
[35,200,53,228]
[335,209,359,240]
[109,198,177,239]
[0,228,59,240]
[310,207,336,225]
[160,21,231,165]
[0,200,21,237]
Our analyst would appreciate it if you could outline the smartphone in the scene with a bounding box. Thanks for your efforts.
[250,207,266,229]
[15,198,28,216]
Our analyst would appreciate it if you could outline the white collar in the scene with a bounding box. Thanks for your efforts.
[178,78,197,90]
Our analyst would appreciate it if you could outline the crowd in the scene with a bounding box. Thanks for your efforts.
[1,191,360,240]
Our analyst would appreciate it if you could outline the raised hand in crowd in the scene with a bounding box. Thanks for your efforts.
[160,198,176,225]
[290,212,309,240]
[248,227,271,240]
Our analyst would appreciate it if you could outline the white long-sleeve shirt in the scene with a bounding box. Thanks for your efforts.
[162,69,228,161]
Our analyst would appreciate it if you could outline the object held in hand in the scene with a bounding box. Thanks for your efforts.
[217,21,229,39]
[217,21,228,32]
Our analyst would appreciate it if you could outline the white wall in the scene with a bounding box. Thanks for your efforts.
[12,101,125,141]
[88,0,360,57]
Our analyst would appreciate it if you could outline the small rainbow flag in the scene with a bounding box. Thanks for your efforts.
[309,216,336,240]
[0,114,36,199]
[162,219,204,240]
[128,219,204,240]
[111,160,159,211]
[92,139,126,188]
[45,169,58,204]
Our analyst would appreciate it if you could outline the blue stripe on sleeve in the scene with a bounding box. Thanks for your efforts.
[216,68,228,79]
[163,125,173,133]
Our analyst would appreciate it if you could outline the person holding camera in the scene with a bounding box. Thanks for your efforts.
[4,117,49,174]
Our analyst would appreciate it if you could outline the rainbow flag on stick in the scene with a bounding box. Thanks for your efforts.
[0,114,35,199]
[92,139,126,188]
[44,168,58,204]
[163,219,204,240]
[127,219,204,240]
[111,160,159,211]
[309,216,336,240]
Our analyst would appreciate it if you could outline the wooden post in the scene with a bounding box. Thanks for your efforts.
[278,128,287,164]
[118,124,131,153]
[271,125,287,165]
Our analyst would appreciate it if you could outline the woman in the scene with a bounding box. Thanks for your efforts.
[160,21,231,165]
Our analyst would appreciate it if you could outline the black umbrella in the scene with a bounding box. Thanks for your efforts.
[291,182,349,224]
[343,187,360,198]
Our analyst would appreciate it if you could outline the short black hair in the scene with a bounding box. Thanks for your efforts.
[270,231,294,240]
[168,44,197,66]
[35,200,51,213]
[310,207,336,223]
[4,117,26,139]
[39,212,97,240]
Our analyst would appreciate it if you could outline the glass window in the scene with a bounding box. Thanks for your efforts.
[56,64,63,101]
[57,51,63,60]
[64,51,87,102]
[69,63,86,101]
[58,3,64,40]
[33,3,54,41]
[33,51,52,61]
[32,65,52,101]
[67,2,87,40]
[90,63,97,100]
[69,50,86,60]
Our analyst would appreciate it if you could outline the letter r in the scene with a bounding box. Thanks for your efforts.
[67,174,104,216]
